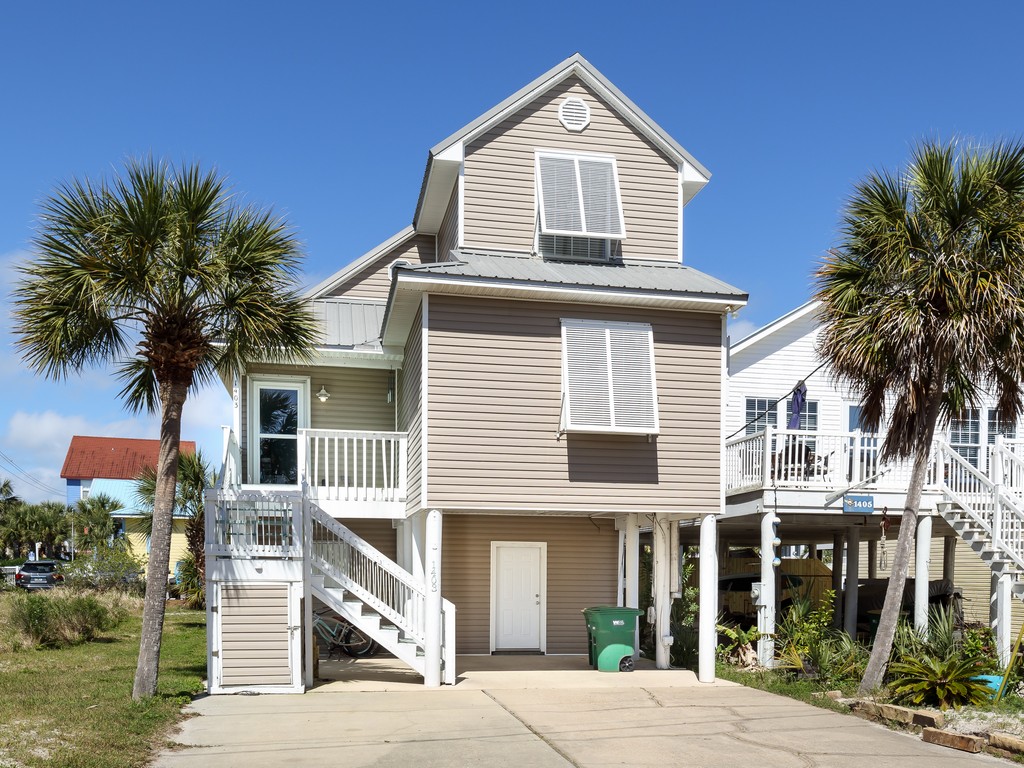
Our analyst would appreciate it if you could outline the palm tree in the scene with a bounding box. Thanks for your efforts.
[29,501,71,558]
[13,158,318,700]
[73,494,122,552]
[816,138,1024,694]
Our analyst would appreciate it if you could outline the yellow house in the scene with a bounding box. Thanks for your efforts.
[61,435,196,581]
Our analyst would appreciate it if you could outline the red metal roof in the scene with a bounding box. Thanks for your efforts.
[60,436,197,480]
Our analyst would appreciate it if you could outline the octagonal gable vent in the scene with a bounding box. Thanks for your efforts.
[558,97,591,132]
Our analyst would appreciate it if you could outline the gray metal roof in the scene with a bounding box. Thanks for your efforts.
[399,250,748,301]
[310,298,385,347]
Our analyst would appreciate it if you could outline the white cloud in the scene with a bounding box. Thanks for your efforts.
[182,383,233,465]
[0,409,154,504]
[728,318,758,344]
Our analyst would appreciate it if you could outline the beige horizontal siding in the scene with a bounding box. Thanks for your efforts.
[437,189,459,260]
[339,517,397,561]
[442,514,617,654]
[463,76,679,261]
[220,584,291,686]
[426,295,723,513]
[326,234,437,300]
[398,305,424,512]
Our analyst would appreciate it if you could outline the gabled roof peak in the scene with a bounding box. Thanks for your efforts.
[414,54,711,232]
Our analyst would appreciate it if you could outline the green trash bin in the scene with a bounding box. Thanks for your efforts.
[582,606,641,672]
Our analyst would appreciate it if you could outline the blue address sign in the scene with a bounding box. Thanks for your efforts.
[843,494,875,514]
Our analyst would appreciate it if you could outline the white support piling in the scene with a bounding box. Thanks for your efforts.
[915,514,932,636]
[993,573,1012,667]
[843,525,860,638]
[652,514,672,670]
[698,513,718,683]
[757,511,778,666]
[625,514,640,655]
[423,508,442,687]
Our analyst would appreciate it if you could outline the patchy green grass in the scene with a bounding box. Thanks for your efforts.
[715,662,855,714]
[0,593,206,768]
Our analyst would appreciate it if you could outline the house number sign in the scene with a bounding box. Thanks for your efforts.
[843,494,874,514]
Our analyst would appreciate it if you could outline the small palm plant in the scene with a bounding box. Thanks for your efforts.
[888,654,992,710]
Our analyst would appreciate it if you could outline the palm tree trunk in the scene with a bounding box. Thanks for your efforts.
[132,379,187,701]
[858,389,945,694]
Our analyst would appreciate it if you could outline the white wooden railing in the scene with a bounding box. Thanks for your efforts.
[725,426,936,494]
[205,489,303,558]
[937,441,1024,572]
[299,429,407,503]
[309,505,426,645]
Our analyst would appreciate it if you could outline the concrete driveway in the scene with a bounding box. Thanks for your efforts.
[154,659,1006,767]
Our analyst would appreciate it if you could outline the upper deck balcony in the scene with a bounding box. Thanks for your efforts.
[724,426,944,512]
[217,427,408,519]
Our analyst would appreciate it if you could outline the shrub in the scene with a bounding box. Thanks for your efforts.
[9,591,122,647]
[63,545,145,594]
[888,654,992,710]
[176,552,205,610]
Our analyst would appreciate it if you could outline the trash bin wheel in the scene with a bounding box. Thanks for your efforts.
[619,656,634,672]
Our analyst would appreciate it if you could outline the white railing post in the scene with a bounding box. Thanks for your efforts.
[297,431,309,488]
[423,508,442,687]
[762,425,773,487]
[302,492,313,689]
[397,435,409,502]
[851,429,862,484]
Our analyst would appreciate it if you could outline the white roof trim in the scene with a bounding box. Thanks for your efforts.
[304,226,417,300]
[729,300,821,355]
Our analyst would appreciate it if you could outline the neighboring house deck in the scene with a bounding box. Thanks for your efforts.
[713,302,1024,666]
[205,54,746,693]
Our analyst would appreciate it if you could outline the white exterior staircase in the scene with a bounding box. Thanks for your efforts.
[308,505,457,685]
[937,440,1024,603]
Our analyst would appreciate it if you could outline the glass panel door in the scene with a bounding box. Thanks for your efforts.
[257,386,299,484]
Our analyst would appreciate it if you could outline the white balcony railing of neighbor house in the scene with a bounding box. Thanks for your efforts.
[724,426,939,495]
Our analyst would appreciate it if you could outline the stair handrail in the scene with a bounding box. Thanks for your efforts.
[992,436,1024,497]
[937,442,997,537]
[308,504,427,646]
[937,442,1024,572]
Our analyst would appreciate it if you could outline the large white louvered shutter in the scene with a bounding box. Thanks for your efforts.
[561,319,659,434]
[537,152,625,239]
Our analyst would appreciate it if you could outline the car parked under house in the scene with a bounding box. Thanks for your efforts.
[204,54,747,693]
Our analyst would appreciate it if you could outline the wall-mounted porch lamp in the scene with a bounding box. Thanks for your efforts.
[316,385,331,403]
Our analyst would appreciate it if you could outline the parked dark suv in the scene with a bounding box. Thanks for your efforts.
[15,560,64,590]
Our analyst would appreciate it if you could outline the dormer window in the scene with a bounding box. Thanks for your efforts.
[536,152,626,259]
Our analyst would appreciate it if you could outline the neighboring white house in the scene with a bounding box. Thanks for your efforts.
[717,300,1024,665]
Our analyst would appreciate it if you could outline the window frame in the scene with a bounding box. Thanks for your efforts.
[535,150,627,241]
[559,318,659,436]
[247,375,310,486]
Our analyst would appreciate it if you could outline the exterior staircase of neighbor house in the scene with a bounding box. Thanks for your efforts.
[308,504,457,685]
[936,440,1024,603]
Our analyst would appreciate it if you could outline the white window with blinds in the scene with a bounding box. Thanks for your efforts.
[536,151,626,239]
[560,319,658,435]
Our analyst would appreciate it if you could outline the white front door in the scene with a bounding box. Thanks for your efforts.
[492,542,545,652]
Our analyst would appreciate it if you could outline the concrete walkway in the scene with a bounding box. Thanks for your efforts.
[154,660,1007,767]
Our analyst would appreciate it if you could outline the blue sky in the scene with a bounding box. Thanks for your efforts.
[2,1,1022,502]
